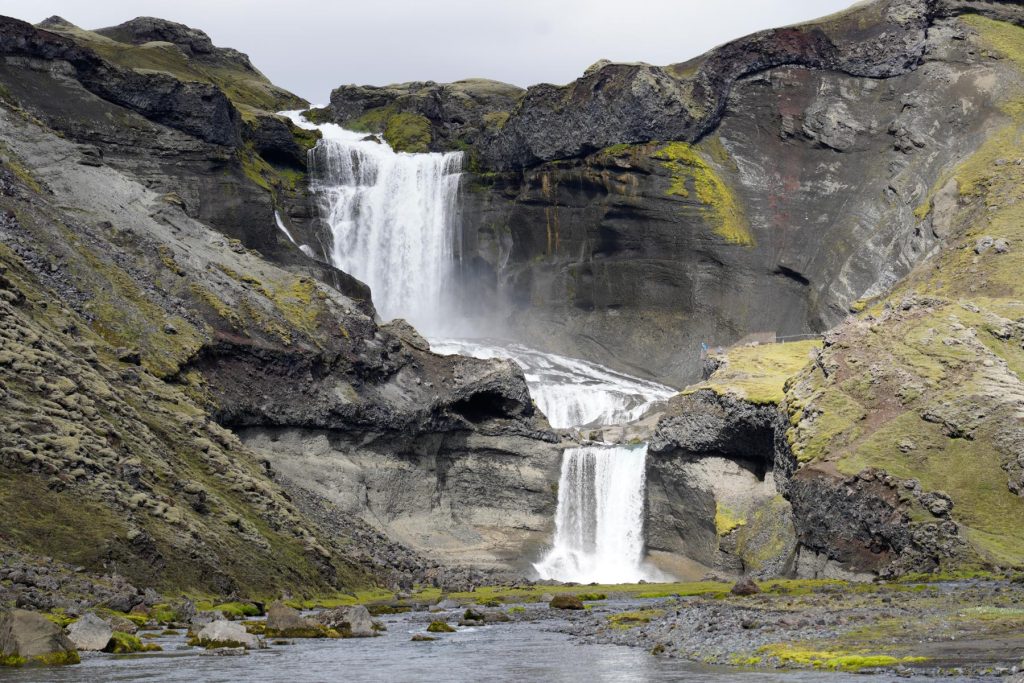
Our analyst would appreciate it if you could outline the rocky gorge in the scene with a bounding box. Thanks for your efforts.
[0,0,1023,676]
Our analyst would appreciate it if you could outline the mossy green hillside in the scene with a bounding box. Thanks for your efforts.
[783,18,1024,568]
[687,340,821,405]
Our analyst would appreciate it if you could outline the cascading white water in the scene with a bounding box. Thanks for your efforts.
[431,338,675,429]
[533,444,660,584]
[286,112,463,335]
[291,110,672,584]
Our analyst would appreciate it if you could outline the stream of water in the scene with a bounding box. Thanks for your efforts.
[0,607,940,683]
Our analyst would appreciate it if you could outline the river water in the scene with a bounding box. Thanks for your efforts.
[0,605,958,683]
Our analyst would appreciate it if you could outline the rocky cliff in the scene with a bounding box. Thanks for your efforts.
[319,0,1024,388]
[0,15,562,599]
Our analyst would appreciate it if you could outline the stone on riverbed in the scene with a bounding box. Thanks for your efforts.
[0,609,80,666]
[313,605,376,638]
[426,621,456,633]
[65,613,113,651]
[549,595,585,610]
[194,620,260,650]
[266,602,333,638]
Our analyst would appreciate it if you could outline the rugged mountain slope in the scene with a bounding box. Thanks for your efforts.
[784,13,1024,574]
[639,14,1024,577]
[318,0,1024,387]
[0,15,561,598]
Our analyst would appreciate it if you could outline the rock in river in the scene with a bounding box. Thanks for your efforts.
[0,609,80,666]
[65,613,113,651]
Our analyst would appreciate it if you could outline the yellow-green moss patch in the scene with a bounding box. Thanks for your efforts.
[687,340,821,405]
[652,141,753,246]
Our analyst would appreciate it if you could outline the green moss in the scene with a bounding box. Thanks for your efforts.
[734,495,796,571]
[157,245,185,276]
[348,107,394,134]
[759,644,926,672]
[715,502,746,536]
[652,142,753,246]
[384,113,432,153]
[0,650,81,667]
[962,15,1024,70]
[104,631,161,653]
[426,621,456,633]
[213,601,263,619]
[1,154,42,194]
[607,609,664,630]
[0,473,128,569]
[482,111,510,130]
[43,611,76,628]
[577,593,607,601]
[687,340,821,405]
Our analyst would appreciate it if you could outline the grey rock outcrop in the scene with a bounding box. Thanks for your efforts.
[313,605,375,638]
[0,609,78,665]
[65,614,113,651]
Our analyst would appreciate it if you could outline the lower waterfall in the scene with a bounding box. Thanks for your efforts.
[533,444,659,584]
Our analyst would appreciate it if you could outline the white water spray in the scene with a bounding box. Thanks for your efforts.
[431,338,675,429]
[286,112,463,335]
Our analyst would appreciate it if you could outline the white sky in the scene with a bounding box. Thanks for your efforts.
[6,0,854,103]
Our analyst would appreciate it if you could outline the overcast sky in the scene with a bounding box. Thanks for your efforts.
[8,1,854,103]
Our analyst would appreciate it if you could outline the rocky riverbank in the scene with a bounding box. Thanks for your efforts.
[558,577,1024,677]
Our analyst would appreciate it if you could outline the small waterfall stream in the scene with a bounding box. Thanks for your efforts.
[532,444,657,584]
[291,111,673,583]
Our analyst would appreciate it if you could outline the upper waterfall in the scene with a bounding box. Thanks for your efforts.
[287,112,463,335]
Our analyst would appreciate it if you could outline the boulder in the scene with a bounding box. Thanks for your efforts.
[730,577,761,596]
[194,620,259,650]
[426,620,455,633]
[65,613,112,651]
[0,609,80,666]
[312,605,375,638]
[265,601,328,638]
[104,613,139,635]
[549,595,584,610]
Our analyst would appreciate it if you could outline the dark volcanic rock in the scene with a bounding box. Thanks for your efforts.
[0,16,241,146]
[549,594,584,610]
[730,577,761,595]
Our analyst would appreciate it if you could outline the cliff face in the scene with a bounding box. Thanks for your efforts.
[322,0,1024,387]
[0,15,561,596]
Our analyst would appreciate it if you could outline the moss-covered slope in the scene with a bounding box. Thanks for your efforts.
[783,14,1024,573]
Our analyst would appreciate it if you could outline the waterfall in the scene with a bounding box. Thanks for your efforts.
[289,110,670,584]
[288,113,463,335]
[533,444,658,584]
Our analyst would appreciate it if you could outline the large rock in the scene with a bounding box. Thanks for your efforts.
[0,609,79,666]
[549,595,584,610]
[265,602,328,637]
[313,606,375,638]
[194,620,259,650]
[64,614,112,651]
